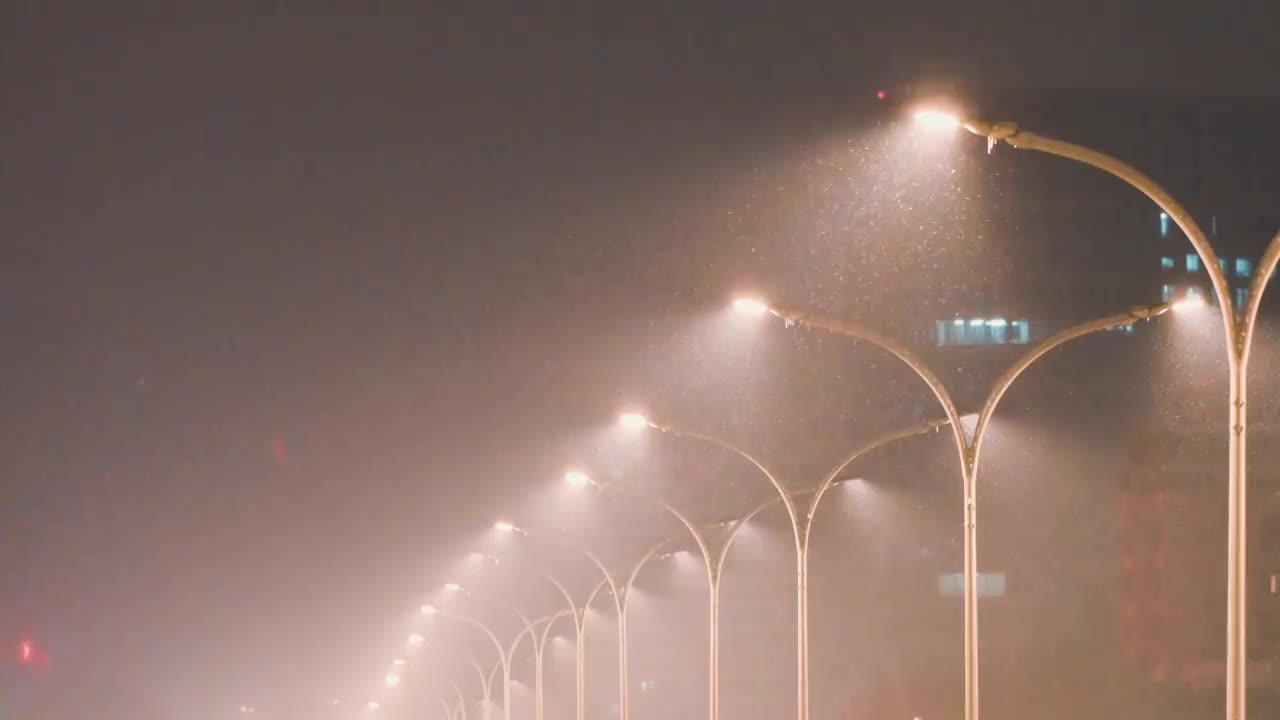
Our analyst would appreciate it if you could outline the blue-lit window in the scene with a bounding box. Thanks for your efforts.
[1012,320,1030,344]
[936,318,1031,346]
[1186,254,1200,272]
[988,318,1008,344]
[939,572,1006,597]
[1107,324,1135,335]
[1237,258,1253,278]
[1161,257,1175,270]
[1160,212,1170,237]
[1236,288,1249,311]
[1162,284,1175,302]
[1219,258,1228,272]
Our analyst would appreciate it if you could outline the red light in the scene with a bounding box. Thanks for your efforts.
[876,90,887,100]
[19,640,33,664]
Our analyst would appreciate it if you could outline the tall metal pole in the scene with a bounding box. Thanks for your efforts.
[775,300,1170,720]
[957,117,1280,720]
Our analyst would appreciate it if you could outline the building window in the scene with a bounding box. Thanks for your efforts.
[935,318,1031,346]
[1160,212,1170,238]
[939,572,1007,597]
[988,318,1008,344]
[1161,256,1175,270]
[1107,324,1135,334]
[1012,320,1030,344]
[1186,254,1200,272]
[1237,258,1253,278]
[1236,288,1249,311]
[1219,258,1227,272]
[1162,284,1175,302]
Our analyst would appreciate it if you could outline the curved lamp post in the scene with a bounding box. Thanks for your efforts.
[636,298,1173,720]
[917,107,1280,720]
[420,603,515,720]
[494,522,630,720]
[563,470,723,720]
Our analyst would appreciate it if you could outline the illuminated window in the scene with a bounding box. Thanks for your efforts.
[1186,254,1200,272]
[1161,257,1175,270]
[1107,324,1135,334]
[935,318,1031,346]
[1162,284,1175,302]
[1012,320,1030,344]
[1237,258,1253,278]
[1236,288,1249,311]
[1160,212,1170,237]
[1219,258,1227,272]
[987,318,1008,344]
[939,572,1006,597]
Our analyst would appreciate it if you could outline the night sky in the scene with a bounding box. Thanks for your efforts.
[3,3,1278,719]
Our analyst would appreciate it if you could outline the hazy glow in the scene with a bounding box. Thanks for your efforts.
[392,658,406,666]
[444,582,462,592]
[913,108,962,131]
[1173,294,1207,312]
[420,604,438,615]
[493,520,516,533]
[564,469,591,487]
[618,412,650,430]
[368,700,381,710]
[408,632,425,645]
[731,296,770,317]
[385,674,400,687]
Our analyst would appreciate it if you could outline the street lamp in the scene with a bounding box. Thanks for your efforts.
[564,466,721,720]
[421,605,515,720]
[617,412,651,430]
[914,102,1280,720]
[746,297,1173,720]
[494,522,628,720]
[731,296,771,317]
[615,409,808,720]
[386,674,401,688]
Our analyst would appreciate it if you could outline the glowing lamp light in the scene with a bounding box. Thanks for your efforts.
[18,641,33,664]
[617,413,650,430]
[408,633,426,646]
[420,604,438,615]
[493,520,516,533]
[912,108,962,131]
[385,674,401,688]
[392,658,406,666]
[876,89,887,100]
[368,700,381,710]
[731,296,770,317]
[443,582,462,592]
[564,470,591,488]
[1173,293,1206,312]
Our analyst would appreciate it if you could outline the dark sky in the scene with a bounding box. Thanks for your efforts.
[2,3,1278,718]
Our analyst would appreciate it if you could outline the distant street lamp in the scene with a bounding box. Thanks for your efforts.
[420,604,515,720]
[564,469,722,720]
[494,522,629,720]
[915,105,1280,720]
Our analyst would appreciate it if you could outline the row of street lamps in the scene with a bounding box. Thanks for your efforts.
[347,102,1279,720]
